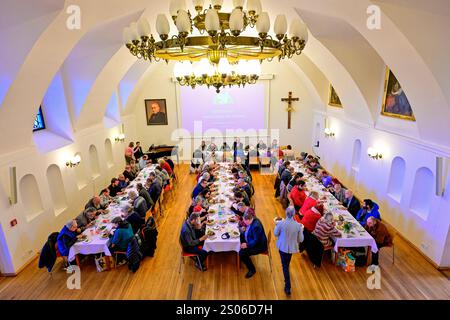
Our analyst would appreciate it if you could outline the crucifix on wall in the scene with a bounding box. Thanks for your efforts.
[281,91,300,129]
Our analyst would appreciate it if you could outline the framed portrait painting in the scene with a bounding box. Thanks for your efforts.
[145,99,168,125]
[328,84,343,108]
[381,67,415,121]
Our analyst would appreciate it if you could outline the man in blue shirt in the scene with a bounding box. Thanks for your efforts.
[320,170,333,188]
[192,179,208,199]
[239,212,268,279]
[274,206,304,295]
[356,199,381,227]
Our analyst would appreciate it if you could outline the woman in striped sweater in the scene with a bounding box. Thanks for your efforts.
[312,212,342,247]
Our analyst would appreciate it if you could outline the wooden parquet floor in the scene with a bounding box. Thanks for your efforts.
[0,165,448,300]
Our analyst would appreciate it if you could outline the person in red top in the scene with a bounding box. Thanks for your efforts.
[158,159,173,175]
[288,181,307,212]
[300,191,319,215]
[299,204,323,232]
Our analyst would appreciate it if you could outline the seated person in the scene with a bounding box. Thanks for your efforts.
[330,183,346,204]
[319,170,333,188]
[237,178,252,200]
[343,189,361,218]
[99,188,111,208]
[122,204,145,234]
[85,195,107,213]
[146,173,162,203]
[158,158,173,176]
[129,190,148,219]
[129,160,140,176]
[356,199,381,227]
[155,165,170,186]
[192,179,208,199]
[108,178,124,198]
[57,220,83,267]
[239,212,268,278]
[365,217,393,266]
[287,173,303,193]
[312,212,342,248]
[288,180,307,212]
[123,165,136,182]
[180,213,209,271]
[137,183,154,209]
[139,155,150,170]
[299,204,323,232]
[231,191,250,211]
[109,218,134,264]
[280,166,295,189]
[163,156,175,172]
[75,207,97,232]
[118,174,129,189]
[221,142,231,151]
[195,189,211,210]
[256,140,267,150]
[282,145,295,160]
[300,191,319,215]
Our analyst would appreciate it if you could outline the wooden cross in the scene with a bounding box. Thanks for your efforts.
[281,91,299,129]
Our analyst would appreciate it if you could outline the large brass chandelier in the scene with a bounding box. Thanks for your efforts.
[123,0,308,92]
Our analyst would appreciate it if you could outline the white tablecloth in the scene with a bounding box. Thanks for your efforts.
[68,165,157,261]
[291,161,378,253]
[202,164,241,253]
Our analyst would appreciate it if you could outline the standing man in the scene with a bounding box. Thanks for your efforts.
[274,206,304,295]
[239,212,268,279]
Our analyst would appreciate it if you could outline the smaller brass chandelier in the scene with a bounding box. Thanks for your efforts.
[174,57,261,93]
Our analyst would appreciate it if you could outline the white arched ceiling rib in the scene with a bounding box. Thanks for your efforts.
[0,0,64,106]
[293,0,450,148]
[0,0,149,152]
[302,36,374,124]
[62,11,143,131]
[372,0,450,116]
[118,59,151,111]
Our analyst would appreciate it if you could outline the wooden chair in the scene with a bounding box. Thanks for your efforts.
[259,231,273,273]
[113,250,127,268]
[178,239,207,273]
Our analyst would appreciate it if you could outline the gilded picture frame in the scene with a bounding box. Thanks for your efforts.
[381,67,415,121]
[328,84,343,108]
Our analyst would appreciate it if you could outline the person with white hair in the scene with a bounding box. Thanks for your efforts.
[274,206,304,295]
[57,220,83,267]
[129,190,148,219]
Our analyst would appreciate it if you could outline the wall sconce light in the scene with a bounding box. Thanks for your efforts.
[367,147,382,160]
[115,133,125,143]
[66,154,81,168]
[324,128,335,138]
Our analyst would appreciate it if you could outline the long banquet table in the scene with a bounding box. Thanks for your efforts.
[289,161,378,258]
[68,164,157,267]
[202,163,242,268]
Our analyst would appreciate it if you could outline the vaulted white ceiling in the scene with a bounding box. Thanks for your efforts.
[1,0,449,153]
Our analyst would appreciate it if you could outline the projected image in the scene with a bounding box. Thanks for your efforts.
[180,84,266,133]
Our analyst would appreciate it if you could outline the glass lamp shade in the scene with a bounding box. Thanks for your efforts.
[290,19,308,41]
[229,8,244,31]
[137,17,151,37]
[183,61,193,77]
[211,0,224,8]
[274,14,287,35]
[233,0,245,8]
[247,0,262,14]
[192,0,205,8]
[129,22,140,41]
[169,0,187,16]
[218,58,231,74]
[256,12,270,34]
[236,60,249,76]
[205,9,220,31]
[123,27,134,43]
[176,10,191,33]
[156,14,170,36]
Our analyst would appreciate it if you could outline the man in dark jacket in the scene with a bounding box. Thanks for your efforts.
[147,173,162,203]
[180,213,208,271]
[137,183,154,209]
[239,213,268,278]
[343,189,361,218]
